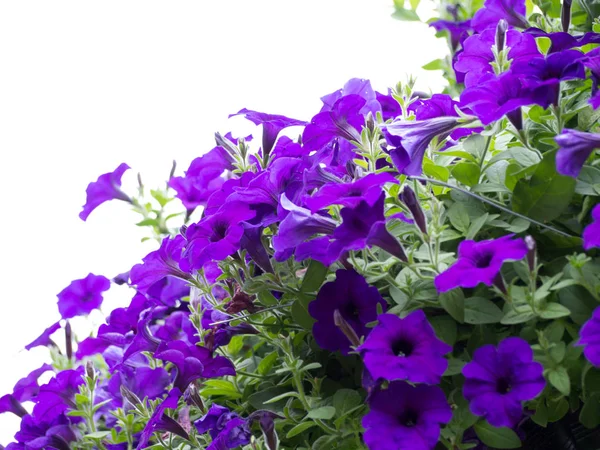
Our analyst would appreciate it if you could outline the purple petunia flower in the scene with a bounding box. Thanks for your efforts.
[201,302,258,351]
[168,146,234,211]
[463,337,545,427]
[229,108,306,159]
[25,321,61,351]
[181,203,256,272]
[359,311,451,385]
[583,204,600,251]
[525,28,600,54]
[137,388,188,450]
[130,235,192,294]
[555,129,600,178]
[0,363,54,417]
[79,162,131,221]
[56,273,111,319]
[471,0,529,32]
[582,48,600,109]
[303,173,397,213]
[195,404,251,449]
[107,365,171,410]
[320,78,381,117]
[32,367,85,423]
[9,413,77,450]
[435,235,528,293]
[430,19,472,50]
[376,90,402,121]
[363,381,452,450]
[308,270,386,355]
[579,305,600,366]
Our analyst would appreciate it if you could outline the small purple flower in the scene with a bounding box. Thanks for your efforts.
[555,129,600,178]
[463,337,545,427]
[195,404,251,449]
[181,203,256,272]
[107,366,171,409]
[359,311,451,385]
[583,204,600,251]
[130,235,192,294]
[79,162,131,221]
[57,273,111,319]
[525,28,600,54]
[303,173,397,213]
[229,108,306,159]
[579,305,600,365]
[435,235,528,293]
[25,322,61,351]
[137,388,188,450]
[471,0,528,32]
[308,270,386,355]
[155,311,199,345]
[32,367,85,422]
[430,19,472,50]
[363,381,452,450]
[320,78,381,116]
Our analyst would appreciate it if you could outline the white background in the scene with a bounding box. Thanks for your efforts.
[0,0,445,442]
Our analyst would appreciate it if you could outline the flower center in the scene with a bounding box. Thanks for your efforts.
[496,377,512,394]
[392,338,414,357]
[474,251,493,268]
[343,302,360,319]
[211,222,229,242]
[398,409,418,427]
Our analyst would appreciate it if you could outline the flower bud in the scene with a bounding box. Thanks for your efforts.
[85,360,95,380]
[495,19,508,53]
[365,112,375,133]
[120,384,142,408]
[400,186,427,235]
[525,235,536,272]
[64,321,73,361]
[493,273,507,295]
[561,0,572,32]
[334,309,361,348]
[184,384,205,412]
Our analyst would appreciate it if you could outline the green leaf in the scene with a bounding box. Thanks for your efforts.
[539,303,571,319]
[531,400,548,427]
[580,393,600,429]
[501,305,535,325]
[258,290,279,306]
[423,162,449,182]
[84,431,111,439]
[257,351,279,376]
[575,166,600,196]
[391,7,420,21]
[462,134,487,158]
[430,315,457,345]
[301,260,328,293]
[465,297,503,324]
[333,389,362,417]
[452,162,480,187]
[291,293,315,329]
[465,213,489,240]
[306,406,336,420]
[474,421,522,449]
[286,421,316,438]
[422,59,445,71]
[439,289,465,323]
[512,151,576,222]
[447,202,471,234]
[548,367,571,396]
[547,397,569,422]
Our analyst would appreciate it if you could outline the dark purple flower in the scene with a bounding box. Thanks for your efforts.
[435,235,527,293]
[460,72,535,126]
[130,235,192,294]
[455,28,540,87]
[400,185,427,234]
[32,367,84,422]
[304,173,397,213]
[363,381,452,450]
[525,28,600,54]
[463,337,545,427]
[471,0,528,32]
[579,305,600,365]
[168,146,233,211]
[303,95,365,151]
[430,19,472,50]
[146,276,190,307]
[359,311,451,385]
[383,116,466,176]
[582,48,600,109]
[155,340,235,391]
[10,414,77,450]
[320,78,381,116]
[57,273,110,319]
[555,129,600,178]
[376,90,402,121]
[79,162,131,221]
[137,388,188,450]
[155,311,199,345]
[295,194,407,266]
[201,302,258,351]
[229,108,306,159]
[8,364,54,407]
[107,366,171,409]
[195,404,251,449]
[583,205,600,251]
[25,322,61,351]
[122,311,162,362]
[308,270,386,355]
[181,203,255,272]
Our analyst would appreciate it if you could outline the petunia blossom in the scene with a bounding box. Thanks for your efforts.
[583,204,600,251]
[79,163,131,221]
[555,129,600,178]
[24,322,61,351]
[471,0,529,32]
[430,19,472,50]
[137,388,188,450]
[363,381,452,450]
[359,311,451,385]
[435,235,528,293]
[463,337,545,427]
[195,404,251,450]
[579,305,600,366]
[57,273,111,319]
[32,367,85,423]
[525,28,600,54]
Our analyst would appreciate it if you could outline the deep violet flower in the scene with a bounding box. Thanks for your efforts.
[79,162,131,221]
[201,302,258,351]
[168,146,234,211]
[463,337,545,427]
[376,90,402,121]
[9,414,77,450]
[359,311,451,385]
[582,48,600,109]
[308,270,386,355]
[181,203,256,272]
[146,276,190,307]
[25,322,61,351]
[583,204,600,251]
[303,95,365,151]
[303,173,397,213]
[362,381,452,450]
[400,185,427,234]
[471,0,529,32]
[137,388,188,450]
[130,235,192,293]
[525,28,600,54]
[579,305,600,366]
[154,340,235,391]
[320,78,381,116]
[107,366,171,409]
[229,108,306,159]
[155,311,199,345]
[195,404,251,449]
[435,235,528,293]
[32,367,85,422]
[430,19,472,50]
[555,129,600,178]
[56,273,111,319]
[0,364,53,417]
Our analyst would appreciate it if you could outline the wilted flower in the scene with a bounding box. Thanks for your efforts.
[57,273,111,319]
[79,162,131,221]
[555,129,600,178]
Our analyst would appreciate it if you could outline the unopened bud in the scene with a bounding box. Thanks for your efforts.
[85,360,95,380]
[495,19,508,53]
[493,273,507,295]
[400,186,427,235]
[561,0,572,32]
[525,235,536,272]
[365,112,375,133]
[64,321,73,361]
[120,384,142,408]
[333,309,361,348]
[184,384,205,412]
[169,160,177,180]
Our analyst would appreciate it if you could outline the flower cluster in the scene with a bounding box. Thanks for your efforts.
[2,0,600,449]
